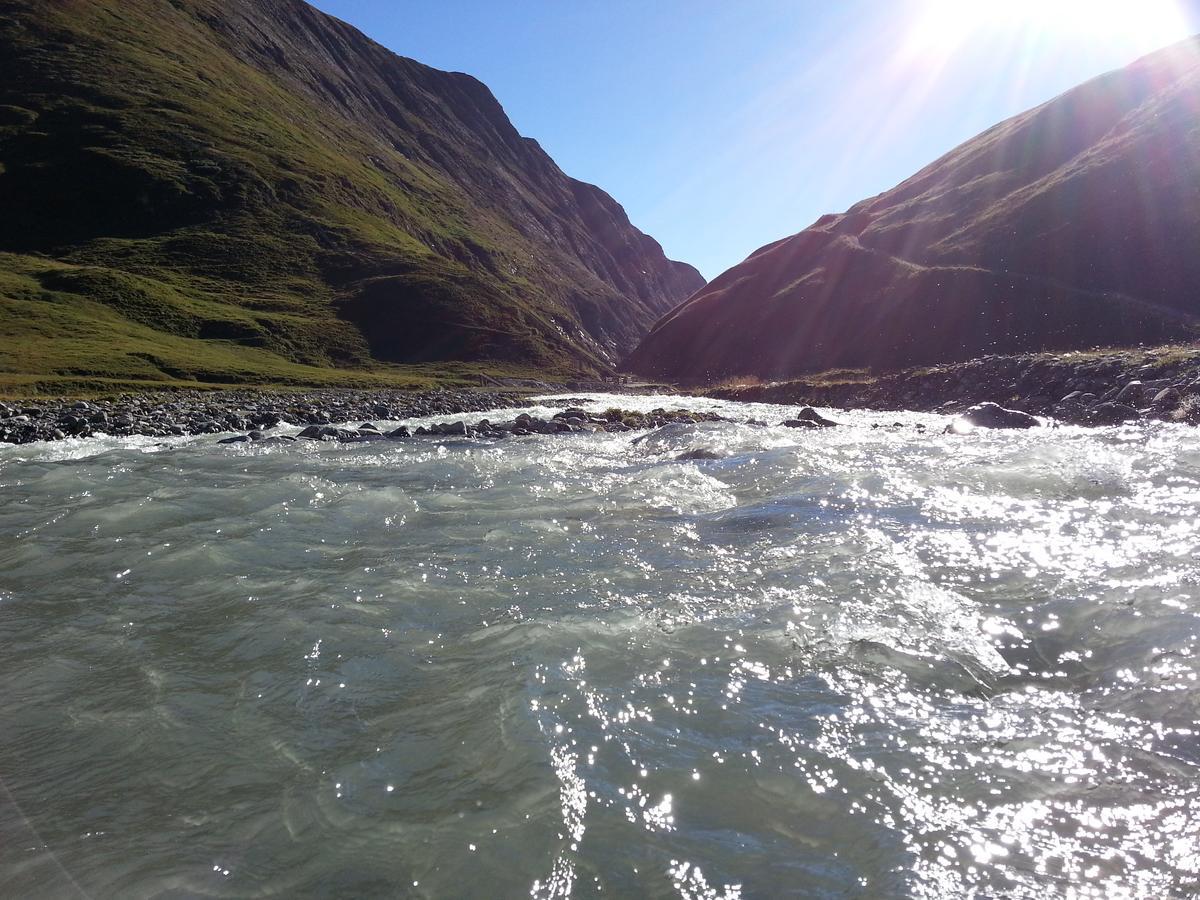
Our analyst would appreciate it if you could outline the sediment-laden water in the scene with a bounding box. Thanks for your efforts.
[2,394,1198,898]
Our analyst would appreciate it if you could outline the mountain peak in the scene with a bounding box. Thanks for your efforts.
[626,36,1200,383]
[0,0,703,386]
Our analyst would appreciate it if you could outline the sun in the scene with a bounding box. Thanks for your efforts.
[904,0,1193,60]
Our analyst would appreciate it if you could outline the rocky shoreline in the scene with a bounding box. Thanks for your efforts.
[218,406,732,445]
[709,347,1200,426]
[0,388,528,446]
[6,346,1200,447]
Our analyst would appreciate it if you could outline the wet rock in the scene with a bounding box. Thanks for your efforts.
[1086,402,1141,426]
[387,425,411,438]
[957,402,1040,429]
[677,448,722,460]
[218,434,250,444]
[552,408,589,421]
[1153,387,1180,406]
[1114,381,1144,404]
[795,407,840,427]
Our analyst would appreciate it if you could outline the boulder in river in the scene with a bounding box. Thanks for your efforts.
[953,402,1040,430]
[795,407,840,427]
[781,408,840,429]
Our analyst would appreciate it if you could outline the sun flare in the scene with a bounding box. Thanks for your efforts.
[906,0,1193,59]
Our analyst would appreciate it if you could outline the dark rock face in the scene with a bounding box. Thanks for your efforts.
[0,0,702,380]
[627,37,1200,383]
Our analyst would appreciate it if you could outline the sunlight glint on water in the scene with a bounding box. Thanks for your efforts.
[1,394,1198,898]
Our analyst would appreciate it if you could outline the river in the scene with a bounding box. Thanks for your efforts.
[2,394,1197,898]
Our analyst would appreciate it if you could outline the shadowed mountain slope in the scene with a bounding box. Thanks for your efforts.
[0,0,702,387]
[626,37,1200,383]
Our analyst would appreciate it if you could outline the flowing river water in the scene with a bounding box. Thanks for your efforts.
[1,393,1198,899]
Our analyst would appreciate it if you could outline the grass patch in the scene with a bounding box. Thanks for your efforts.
[0,0,696,388]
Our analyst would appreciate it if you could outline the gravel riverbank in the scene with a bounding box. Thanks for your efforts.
[710,347,1200,426]
[8,346,1200,446]
[0,388,528,445]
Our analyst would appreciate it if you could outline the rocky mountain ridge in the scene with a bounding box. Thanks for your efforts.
[0,0,702,387]
[627,36,1200,383]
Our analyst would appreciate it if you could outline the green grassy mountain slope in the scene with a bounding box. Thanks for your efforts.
[0,0,703,389]
[626,37,1200,384]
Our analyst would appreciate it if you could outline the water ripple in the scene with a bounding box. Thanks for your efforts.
[1,394,1197,897]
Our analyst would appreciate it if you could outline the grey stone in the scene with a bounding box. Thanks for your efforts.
[795,407,840,427]
[1086,402,1141,426]
[958,402,1040,429]
[1114,381,1144,404]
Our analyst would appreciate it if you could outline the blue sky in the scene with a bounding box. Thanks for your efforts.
[310,1,1200,280]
